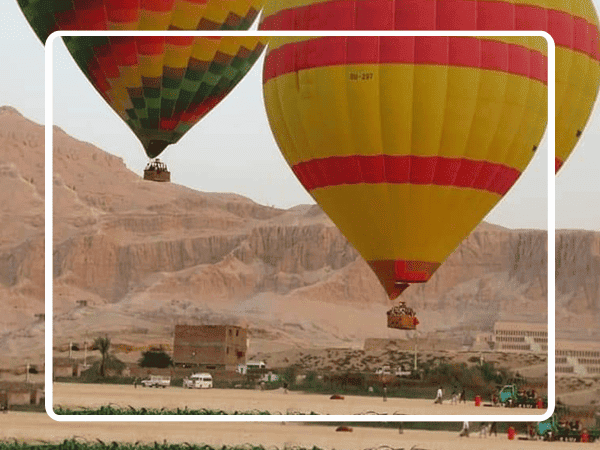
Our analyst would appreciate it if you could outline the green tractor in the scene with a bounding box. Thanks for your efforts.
[498,384,544,408]
[537,406,600,442]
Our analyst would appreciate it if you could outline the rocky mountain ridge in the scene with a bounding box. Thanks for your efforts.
[1,106,598,368]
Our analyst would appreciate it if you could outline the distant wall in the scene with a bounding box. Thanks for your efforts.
[364,338,460,352]
[7,391,31,406]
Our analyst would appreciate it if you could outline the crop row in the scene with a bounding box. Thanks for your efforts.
[0,441,326,450]
[53,406,318,415]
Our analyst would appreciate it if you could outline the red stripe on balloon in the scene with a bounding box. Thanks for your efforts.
[165,36,195,46]
[110,37,139,66]
[263,36,547,84]
[137,37,166,55]
[105,0,139,23]
[141,0,176,12]
[555,157,564,172]
[260,0,600,61]
[292,155,521,196]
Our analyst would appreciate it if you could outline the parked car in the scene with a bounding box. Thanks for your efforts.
[183,373,213,389]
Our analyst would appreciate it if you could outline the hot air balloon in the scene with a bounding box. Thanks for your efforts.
[18,1,267,180]
[18,0,264,42]
[62,36,266,180]
[260,0,600,173]
[262,35,548,329]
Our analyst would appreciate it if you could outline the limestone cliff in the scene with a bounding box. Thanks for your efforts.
[1,107,598,367]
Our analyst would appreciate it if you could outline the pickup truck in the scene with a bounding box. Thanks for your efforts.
[141,375,171,388]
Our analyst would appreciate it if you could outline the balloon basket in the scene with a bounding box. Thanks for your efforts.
[144,159,170,183]
[387,302,418,330]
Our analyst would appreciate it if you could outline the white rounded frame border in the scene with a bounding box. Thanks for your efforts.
[44,30,556,423]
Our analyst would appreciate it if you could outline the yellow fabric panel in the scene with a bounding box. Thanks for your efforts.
[223,0,255,18]
[264,64,547,166]
[138,10,174,30]
[311,184,500,262]
[139,54,165,78]
[164,42,194,68]
[218,37,246,57]
[202,0,245,24]
[235,36,268,52]
[118,65,143,88]
[171,0,208,29]
[108,85,134,111]
[191,38,221,60]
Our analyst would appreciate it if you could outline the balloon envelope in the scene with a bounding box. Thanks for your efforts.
[263,36,548,299]
[65,36,266,158]
[260,0,600,173]
[19,0,264,41]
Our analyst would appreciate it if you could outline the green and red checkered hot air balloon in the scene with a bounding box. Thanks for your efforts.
[18,1,267,176]
[63,36,266,159]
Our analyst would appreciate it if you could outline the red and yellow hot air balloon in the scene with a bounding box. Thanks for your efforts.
[260,0,600,173]
[262,35,548,329]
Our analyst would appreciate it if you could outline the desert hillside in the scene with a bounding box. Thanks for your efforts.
[1,106,599,369]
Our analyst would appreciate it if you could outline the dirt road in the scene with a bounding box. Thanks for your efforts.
[53,382,544,416]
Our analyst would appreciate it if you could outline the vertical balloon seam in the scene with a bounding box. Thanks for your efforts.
[412,37,449,263]
[281,38,318,196]
[377,36,400,281]
[432,37,485,264]
[464,41,533,230]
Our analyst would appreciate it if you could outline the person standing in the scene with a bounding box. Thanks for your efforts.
[460,388,467,404]
[434,386,443,404]
[460,421,470,437]
[479,422,489,438]
[451,387,458,405]
[490,422,498,437]
[383,384,388,402]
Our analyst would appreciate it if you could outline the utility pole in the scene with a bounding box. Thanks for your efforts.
[84,339,88,367]
[413,331,418,372]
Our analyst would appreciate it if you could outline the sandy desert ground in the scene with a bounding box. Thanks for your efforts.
[0,412,594,449]
[52,383,545,416]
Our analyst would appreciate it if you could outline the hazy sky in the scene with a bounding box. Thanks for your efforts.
[3,0,600,231]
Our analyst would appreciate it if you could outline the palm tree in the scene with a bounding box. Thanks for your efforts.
[94,335,111,378]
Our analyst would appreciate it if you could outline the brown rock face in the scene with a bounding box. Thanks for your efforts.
[0,107,598,367]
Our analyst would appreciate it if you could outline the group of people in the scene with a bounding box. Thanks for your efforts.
[433,386,467,405]
[460,421,498,438]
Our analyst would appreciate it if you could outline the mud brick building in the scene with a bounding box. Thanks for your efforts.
[172,325,247,371]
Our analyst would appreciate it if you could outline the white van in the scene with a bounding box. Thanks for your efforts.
[183,373,213,389]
